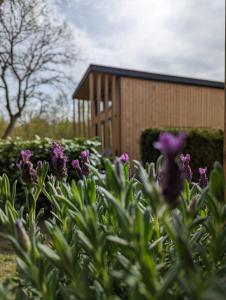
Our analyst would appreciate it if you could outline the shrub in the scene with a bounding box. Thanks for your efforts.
[140,127,223,179]
[0,133,226,299]
[0,137,101,206]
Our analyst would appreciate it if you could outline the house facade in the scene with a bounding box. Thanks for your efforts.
[72,64,224,160]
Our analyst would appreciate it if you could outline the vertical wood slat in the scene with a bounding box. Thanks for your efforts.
[82,99,86,137]
[88,98,91,138]
[104,75,109,150]
[73,99,76,137]
[111,75,117,155]
[89,73,94,137]
[78,99,81,137]
[97,73,101,142]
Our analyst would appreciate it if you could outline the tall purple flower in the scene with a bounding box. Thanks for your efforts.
[180,154,193,182]
[72,150,90,178]
[154,132,185,207]
[119,153,129,164]
[17,150,37,185]
[199,167,208,188]
[80,149,90,176]
[51,142,68,179]
[72,159,83,178]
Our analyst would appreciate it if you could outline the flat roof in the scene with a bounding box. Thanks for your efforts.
[72,64,224,99]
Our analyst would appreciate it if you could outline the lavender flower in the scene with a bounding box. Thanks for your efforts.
[21,149,32,162]
[72,159,83,178]
[199,167,208,188]
[180,154,193,182]
[17,150,37,185]
[51,142,68,179]
[81,150,90,162]
[80,149,90,176]
[119,153,129,164]
[72,149,90,178]
[154,132,185,207]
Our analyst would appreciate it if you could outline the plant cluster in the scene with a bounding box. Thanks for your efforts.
[0,133,226,300]
[140,127,223,180]
[0,137,101,207]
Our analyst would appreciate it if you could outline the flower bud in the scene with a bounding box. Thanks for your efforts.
[15,220,31,252]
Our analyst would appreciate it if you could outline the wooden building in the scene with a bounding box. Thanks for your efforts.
[72,64,224,160]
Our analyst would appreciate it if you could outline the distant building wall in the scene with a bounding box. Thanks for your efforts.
[120,77,224,160]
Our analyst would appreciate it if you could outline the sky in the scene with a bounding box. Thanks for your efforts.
[56,0,225,83]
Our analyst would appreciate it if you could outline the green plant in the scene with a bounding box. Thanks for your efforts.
[0,137,101,208]
[140,128,223,180]
[0,142,226,299]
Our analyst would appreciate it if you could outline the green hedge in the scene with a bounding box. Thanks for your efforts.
[140,128,223,180]
[0,137,101,206]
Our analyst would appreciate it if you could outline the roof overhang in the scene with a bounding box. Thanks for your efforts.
[72,64,224,100]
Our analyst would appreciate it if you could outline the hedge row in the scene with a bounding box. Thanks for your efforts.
[0,137,101,206]
[140,128,223,180]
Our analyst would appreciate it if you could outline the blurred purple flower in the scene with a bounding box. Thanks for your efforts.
[72,159,82,178]
[17,149,38,185]
[119,153,129,164]
[199,167,208,188]
[51,142,68,179]
[154,132,185,158]
[72,149,91,178]
[154,132,185,207]
[81,150,90,162]
[21,149,32,162]
[180,154,193,182]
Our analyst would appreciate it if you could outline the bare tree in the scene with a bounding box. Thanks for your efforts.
[0,0,77,138]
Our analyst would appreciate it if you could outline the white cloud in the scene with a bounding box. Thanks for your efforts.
[55,0,225,81]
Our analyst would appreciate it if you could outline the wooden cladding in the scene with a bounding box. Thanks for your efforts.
[73,69,224,162]
[120,77,224,161]
[87,72,120,155]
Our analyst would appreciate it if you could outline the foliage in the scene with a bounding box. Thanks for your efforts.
[0,137,101,207]
[0,117,89,140]
[140,127,223,180]
[0,142,226,299]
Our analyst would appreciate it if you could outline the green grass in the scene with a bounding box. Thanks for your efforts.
[0,254,16,283]
[0,233,16,283]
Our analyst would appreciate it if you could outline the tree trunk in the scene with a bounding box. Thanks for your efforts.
[2,116,18,139]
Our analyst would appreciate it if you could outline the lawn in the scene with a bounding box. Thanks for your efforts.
[0,233,16,283]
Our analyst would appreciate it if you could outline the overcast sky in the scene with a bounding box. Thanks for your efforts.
[56,0,225,83]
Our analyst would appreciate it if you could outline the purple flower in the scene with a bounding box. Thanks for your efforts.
[72,159,82,178]
[72,149,91,178]
[154,132,185,207]
[180,154,193,182]
[81,150,90,162]
[154,132,185,158]
[17,149,38,185]
[119,153,129,164]
[21,149,32,162]
[80,149,90,176]
[199,167,208,188]
[51,142,68,179]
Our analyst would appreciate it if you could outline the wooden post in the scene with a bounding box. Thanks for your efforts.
[73,99,76,137]
[78,99,81,137]
[83,99,86,137]
[89,73,94,137]
[112,75,117,155]
[88,99,91,138]
[97,73,101,141]
[104,75,109,151]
